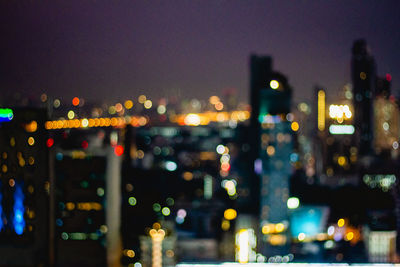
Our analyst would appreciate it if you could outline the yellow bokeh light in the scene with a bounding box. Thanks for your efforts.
[108,106,116,115]
[221,219,230,231]
[275,223,285,233]
[338,156,346,166]
[266,145,275,156]
[269,234,287,246]
[25,121,38,132]
[115,103,123,113]
[291,121,299,131]
[138,95,146,104]
[270,80,279,89]
[209,96,220,105]
[338,218,345,227]
[224,208,237,220]
[262,225,271,234]
[67,110,75,120]
[318,90,325,131]
[126,250,135,258]
[215,102,224,111]
[183,172,193,181]
[28,137,35,146]
[346,232,354,241]
[124,100,133,109]
[66,202,75,210]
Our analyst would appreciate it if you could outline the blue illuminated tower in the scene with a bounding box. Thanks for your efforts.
[250,55,294,258]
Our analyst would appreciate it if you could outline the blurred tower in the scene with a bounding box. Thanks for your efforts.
[0,108,49,266]
[54,150,108,267]
[246,55,273,215]
[250,55,293,258]
[351,39,376,156]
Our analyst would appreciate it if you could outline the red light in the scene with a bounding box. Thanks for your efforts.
[72,97,80,106]
[46,138,54,148]
[386,73,392,82]
[221,162,231,172]
[81,140,88,149]
[114,145,124,156]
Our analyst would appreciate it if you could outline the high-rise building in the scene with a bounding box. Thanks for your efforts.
[48,126,122,267]
[54,151,108,266]
[249,55,294,258]
[351,39,376,156]
[0,108,49,266]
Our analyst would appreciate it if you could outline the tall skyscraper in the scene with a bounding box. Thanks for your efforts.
[351,39,376,156]
[250,55,293,258]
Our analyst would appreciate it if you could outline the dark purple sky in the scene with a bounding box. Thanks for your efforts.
[1,1,399,105]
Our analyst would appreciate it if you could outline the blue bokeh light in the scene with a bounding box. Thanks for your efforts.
[290,205,329,237]
[13,183,25,235]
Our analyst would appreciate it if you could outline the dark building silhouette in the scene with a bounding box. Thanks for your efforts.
[54,153,107,267]
[351,39,376,156]
[249,55,294,257]
[121,125,237,263]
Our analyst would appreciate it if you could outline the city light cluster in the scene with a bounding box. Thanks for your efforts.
[45,116,148,130]
[172,111,250,126]
[329,105,352,123]
[45,111,250,130]
[363,174,396,191]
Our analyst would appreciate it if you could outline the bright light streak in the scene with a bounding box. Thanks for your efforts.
[184,113,201,126]
[318,90,325,131]
[329,125,355,135]
[235,229,256,263]
[236,230,249,263]
[149,229,165,267]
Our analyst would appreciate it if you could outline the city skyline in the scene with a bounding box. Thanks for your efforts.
[1,1,400,104]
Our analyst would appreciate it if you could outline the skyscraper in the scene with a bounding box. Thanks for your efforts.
[351,39,376,156]
[250,55,293,258]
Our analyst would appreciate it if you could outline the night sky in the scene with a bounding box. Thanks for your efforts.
[1,1,400,105]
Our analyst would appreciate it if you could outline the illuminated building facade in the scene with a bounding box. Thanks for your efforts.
[259,121,293,257]
[0,108,49,265]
